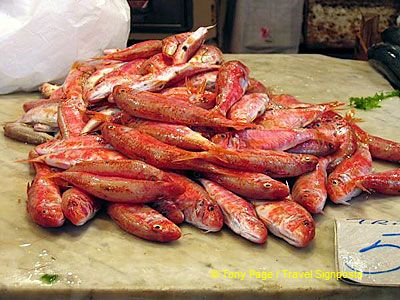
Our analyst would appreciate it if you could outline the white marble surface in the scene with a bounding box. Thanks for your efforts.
[0,54,399,299]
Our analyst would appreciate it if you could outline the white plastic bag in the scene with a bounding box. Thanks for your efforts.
[0,0,130,94]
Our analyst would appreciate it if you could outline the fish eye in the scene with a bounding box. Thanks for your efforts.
[328,143,335,149]
[303,220,310,226]
[107,125,115,129]
[208,206,214,212]
[153,224,163,231]
[263,182,272,188]
[332,179,339,185]
[219,133,227,139]
[303,156,311,162]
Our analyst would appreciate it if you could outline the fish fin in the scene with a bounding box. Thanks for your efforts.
[86,110,114,123]
[15,157,40,164]
[173,151,230,164]
[207,145,235,157]
[344,109,364,123]
[230,122,258,130]
[355,180,371,194]
[172,152,206,162]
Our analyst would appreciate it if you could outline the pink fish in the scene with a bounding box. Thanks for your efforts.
[228,93,270,123]
[253,200,315,247]
[168,172,223,232]
[203,169,289,200]
[55,171,185,203]
[215,60,250,116]
[292,158,330,214]
[108,203,181,242]
[327,143,372,204]
[61,187,101,226]
[199,179,267,244]
[355,168,400,195]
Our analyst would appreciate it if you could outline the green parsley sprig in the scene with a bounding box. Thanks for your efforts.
[40,274,59,284]
[349,90,400,110]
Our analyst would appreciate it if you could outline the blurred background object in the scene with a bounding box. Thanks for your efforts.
[128,0,217,42]
[128,0,400,58]
[302,0,400,58]
[229,0,304,53]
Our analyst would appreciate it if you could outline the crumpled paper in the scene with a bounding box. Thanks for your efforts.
[0,0,130,94]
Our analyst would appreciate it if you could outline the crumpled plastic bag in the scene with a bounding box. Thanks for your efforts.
[0,0,131,94]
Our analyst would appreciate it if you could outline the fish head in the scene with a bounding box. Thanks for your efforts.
[327,172,361,204]
[298,154,319,172]
[33,198,65,227]
[281,214,315,248]
[294,189,326,214]
[211,132,244,149]
[229,212,267,244]
[147,217,182,242]
[211,132,232,148]
[185,198,223,232]
[260,179,290,199]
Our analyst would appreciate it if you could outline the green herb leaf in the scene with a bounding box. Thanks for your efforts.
[40,274,59,284]
[349,90,400,110]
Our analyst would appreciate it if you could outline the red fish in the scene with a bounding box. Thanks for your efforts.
[97,40,162,62]
[327,143,372,204]
[68,160,171,181]
[247,78,268,94]
[253,200,315,248]
[108,203,181,242]
[27,152,64,227]
[173,27,209,64]
[162,32,191,58]
[355,168,400,195]
[34,135,111,155]
[349,121,400,163]
[55,171,185,203]
[203,169,289,200]
[211,128,324,151]
[102,122,234,174]
[256,104,331,128]
[150,200,184,224]
[199,179,267,243]
[29,148,127,169]
[124,118,224,151]
[61,187,101,226]
[287,138,339,157]
[203,148,319,178]
[113,86,254,129]
[215,60,250,116]
[228,93,270,123]
[139,53,172,75]
[189,45,224,65]
[292,158,330,214]
[168,172,223,231]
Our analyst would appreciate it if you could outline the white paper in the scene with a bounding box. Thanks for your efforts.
[335,219,400,287]
[0,0,131,94]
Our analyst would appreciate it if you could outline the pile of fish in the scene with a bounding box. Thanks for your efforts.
[4,27,400,247]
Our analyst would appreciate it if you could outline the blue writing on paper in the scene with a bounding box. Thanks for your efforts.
[344,233,400,275]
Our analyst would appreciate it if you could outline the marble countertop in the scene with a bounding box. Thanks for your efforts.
[0,54,399,300]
